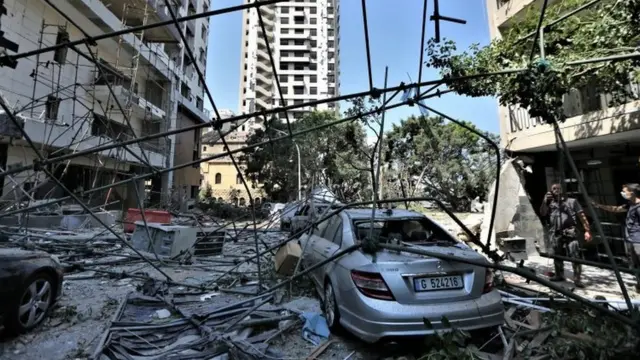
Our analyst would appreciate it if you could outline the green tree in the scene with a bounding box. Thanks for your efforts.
[240,110,372,202]
[425,0,640,122]
[384,115,498,211]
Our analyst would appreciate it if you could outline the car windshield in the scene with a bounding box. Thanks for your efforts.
[351,218,456,245]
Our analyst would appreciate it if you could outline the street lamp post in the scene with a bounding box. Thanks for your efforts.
[273,129,301,201]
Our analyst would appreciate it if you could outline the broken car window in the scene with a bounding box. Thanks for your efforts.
[351,218,455,245]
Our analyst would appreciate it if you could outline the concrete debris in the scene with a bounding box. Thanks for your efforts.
[0,206,637,360]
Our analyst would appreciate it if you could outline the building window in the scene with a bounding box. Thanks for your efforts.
[215,173,222,184]
[311,40,317,47]
[201,24,207,40]
[281,28,289,34]
[294,64,304,70]
[294,29,304,34]
[236,173,242,184]
[191,186,199,199]
[310,7,317,14]
[280,87,288,95]
[281,7,289,13]
[328,51,335,59]
[310,18,317,25]
[328,40,334,48]
[280,39,288,45]
[328,74,335,83]
[294,39,305,45]
[53,27,69,64]
[310,75,317,83]
[310,29,317,36]
[239,198,246,206]
[281,17,289,24]
[328,87,335,95]
[280,75,288,82]
[45,96,61,121]
[310,87,317,95]
[294,75,303,82]
[328,63,335,71]
[203,146,207,152]
[294,18,304,25]
[294,86,304,95]
[328,29,334,37]
[309,63,317,70]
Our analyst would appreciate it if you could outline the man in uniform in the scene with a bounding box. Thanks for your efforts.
[592,183,640,293]
[540,183,592,288]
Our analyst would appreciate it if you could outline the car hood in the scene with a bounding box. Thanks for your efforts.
[0,248,53,261]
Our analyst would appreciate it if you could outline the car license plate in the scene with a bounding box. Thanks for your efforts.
[413,275,463,291]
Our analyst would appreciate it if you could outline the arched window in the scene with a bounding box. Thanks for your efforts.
[255,197,261,206]
[239,197,246,206]
[217,197,223,202]
[236,173,242,184]
[215,173,222,184]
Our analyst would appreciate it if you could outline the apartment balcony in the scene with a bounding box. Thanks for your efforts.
[88,0,180,42]
[259,5,275,16]
[91,85,166,121]
[280,43,311,51]
[281,56,310,63]
[11,114,166,167]
[255,97,271,111]
[255,72,273,85]
[67,0,173,77]
[280,33,311,40]
[255,84,272,97]
[255,59,273,73]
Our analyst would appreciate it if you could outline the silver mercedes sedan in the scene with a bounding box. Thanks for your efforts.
[298,208,504,343]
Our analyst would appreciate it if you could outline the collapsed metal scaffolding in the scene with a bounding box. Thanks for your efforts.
[0,0,639,339]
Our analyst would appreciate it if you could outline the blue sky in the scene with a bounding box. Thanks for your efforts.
[204,0,499,134]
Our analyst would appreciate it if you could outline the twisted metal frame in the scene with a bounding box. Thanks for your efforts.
[0,0,639,330]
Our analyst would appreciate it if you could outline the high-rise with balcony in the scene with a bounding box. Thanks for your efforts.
[237,0,340,137]
[0,0,211,209]
[486,0,640,255]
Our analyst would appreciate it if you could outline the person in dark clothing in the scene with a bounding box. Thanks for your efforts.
[540,183,592,288]
[592,183,640,293]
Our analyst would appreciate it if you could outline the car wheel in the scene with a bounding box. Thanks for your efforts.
[323,281,341,331]
[5,273,55,334]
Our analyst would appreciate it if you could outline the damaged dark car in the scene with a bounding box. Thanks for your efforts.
[0,248,65,334]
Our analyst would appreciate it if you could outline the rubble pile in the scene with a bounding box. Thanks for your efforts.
[1,206,639,360]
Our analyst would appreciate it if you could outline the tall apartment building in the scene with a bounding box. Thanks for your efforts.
[239,0,340,134]
[203,0,340,204]
[0,0,211,209]
[486,0,640,257]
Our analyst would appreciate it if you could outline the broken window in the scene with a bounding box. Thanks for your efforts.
[53,27,69,64]
[45,96,61,121]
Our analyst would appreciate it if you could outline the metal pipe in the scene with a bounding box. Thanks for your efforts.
[0,68,528,179]
[0,95,425,219]
[1,0,292,63]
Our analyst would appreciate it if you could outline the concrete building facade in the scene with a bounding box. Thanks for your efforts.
[485,0,640,260]
[0,0,210,210]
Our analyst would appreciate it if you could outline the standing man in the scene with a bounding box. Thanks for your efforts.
[540,183,592,288]
[592,183,640,293]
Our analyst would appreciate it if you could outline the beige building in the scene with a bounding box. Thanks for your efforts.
[199,0,341,205]
[486,0,640,258]
[200,129,265,205]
